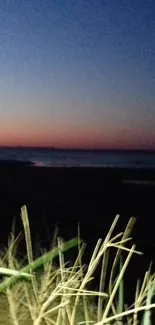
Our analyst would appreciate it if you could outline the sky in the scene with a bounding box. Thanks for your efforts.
[0,0,155,149]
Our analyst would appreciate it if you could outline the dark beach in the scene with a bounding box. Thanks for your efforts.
[0,162,155,302]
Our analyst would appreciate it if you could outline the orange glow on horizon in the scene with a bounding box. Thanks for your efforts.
[0,133,155,150]
[0,117,154,150]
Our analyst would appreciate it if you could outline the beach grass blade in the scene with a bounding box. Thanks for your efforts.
[0,237,81,294]
[141,277,155,325]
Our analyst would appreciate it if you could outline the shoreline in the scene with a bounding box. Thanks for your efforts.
[0,157,155,169]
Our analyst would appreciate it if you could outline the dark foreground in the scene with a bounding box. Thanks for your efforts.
[0,163,155,303]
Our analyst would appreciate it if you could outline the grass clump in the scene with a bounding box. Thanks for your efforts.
[0,206,155,324]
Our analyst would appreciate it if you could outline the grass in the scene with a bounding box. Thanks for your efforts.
[0,206,155,324]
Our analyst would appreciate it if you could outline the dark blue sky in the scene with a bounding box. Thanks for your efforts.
[0,0,155,148]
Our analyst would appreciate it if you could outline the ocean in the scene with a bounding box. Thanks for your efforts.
[0,147,155,169]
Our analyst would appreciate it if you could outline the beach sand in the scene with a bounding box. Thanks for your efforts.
[0,164,155,244]
[0,163,155,302]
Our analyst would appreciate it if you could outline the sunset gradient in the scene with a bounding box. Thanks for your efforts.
[0,0,155,149]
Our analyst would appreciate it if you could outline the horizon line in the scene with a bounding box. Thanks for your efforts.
[0,145,155,152]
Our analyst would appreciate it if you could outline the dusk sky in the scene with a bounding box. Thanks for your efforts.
[0,0,155,149]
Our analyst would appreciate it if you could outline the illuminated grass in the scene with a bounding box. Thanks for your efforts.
[0,206,155,324]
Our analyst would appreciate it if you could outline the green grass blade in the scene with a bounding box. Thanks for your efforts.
[141,278,155,325]
[0,237,81,294]
[117,254,124,325]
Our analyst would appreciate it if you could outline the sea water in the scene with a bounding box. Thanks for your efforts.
[0,147,155,169]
